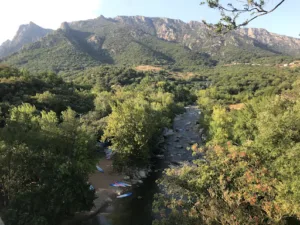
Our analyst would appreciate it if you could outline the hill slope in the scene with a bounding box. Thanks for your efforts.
[2,16,300,74]
[0,22,53,59]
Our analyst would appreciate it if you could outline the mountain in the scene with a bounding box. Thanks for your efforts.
[0,22,53,58]
[236,28,300,57]
[2,16,300,75]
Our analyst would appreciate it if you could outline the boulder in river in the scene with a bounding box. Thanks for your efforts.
[189,140,195,145]
[163,128,174,137]
[123,176,130,180]
[131,180,138,185]
[156,154,164,159]
[139,170,147,178]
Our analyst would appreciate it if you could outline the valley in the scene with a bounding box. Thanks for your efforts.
[1,15,299,78]
[0,9,300,225]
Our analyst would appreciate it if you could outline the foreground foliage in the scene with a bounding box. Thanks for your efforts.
[1,63,300,224]
[0,65,190,224]
[0,105,96,225]
[154,69,300,224]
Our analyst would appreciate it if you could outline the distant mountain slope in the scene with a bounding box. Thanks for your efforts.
[236,28,300,57]
[0,22,53,59]
[2,16,300,75]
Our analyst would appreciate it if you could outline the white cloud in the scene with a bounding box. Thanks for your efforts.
[0,0,102,44]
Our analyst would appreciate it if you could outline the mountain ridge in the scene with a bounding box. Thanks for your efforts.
[1,15,299,75]
[0,22,53,59]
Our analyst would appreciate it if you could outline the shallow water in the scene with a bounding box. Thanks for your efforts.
[88,107,201,225]
[87,107,300,225]
[107,159,166,225]
[86,157,166,225]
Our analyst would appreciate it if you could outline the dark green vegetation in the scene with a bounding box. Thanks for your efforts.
[2,15,300,78]
[153,66,300,224]
[197,65,300,104]
[1,50,300,225]
[0,66,94,115]
[2,18,217,76]
[0,22,53,59]
[0,65,197,225]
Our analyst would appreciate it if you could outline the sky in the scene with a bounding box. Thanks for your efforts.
[0,0,299,45]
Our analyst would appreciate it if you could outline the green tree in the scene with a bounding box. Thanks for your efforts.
[0,104,97,225]
[102,97,161,169]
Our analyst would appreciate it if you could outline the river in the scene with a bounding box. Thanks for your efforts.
[86,106,201,225]
[87,106,300,225]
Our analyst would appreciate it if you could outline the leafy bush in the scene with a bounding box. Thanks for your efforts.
[0,105,97,225]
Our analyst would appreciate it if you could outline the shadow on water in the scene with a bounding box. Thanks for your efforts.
[287,217,300,225]
[109,160,165,225]
[87,106,300,225]
[87,157,166,225]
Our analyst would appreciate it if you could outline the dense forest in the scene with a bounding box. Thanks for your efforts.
[153,66,300,224]
[2,0,300,224]
[1,61,300,225]
[0,65,197,225]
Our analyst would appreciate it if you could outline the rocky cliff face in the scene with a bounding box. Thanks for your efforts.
[112,16,300,57]
[2,15,300,74]
[0,22,53,58]
[236,28,300,56]
[2,16,300,61]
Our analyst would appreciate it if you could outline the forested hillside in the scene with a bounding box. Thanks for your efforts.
[2,16,300,77]
[1,58,300,224]
[0,65,198,225]
[153,66,300,224]
[1,11,300,225]
[0,22,52,59]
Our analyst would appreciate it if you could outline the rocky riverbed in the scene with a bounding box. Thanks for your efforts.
[165,106,201,164]
[85,106,202,225]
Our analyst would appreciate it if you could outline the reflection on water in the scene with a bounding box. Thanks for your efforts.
[87,158,165,225]
[108,161,164,225]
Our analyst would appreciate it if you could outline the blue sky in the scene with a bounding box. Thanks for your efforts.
[99,0,299,37]
[0,0,298,44]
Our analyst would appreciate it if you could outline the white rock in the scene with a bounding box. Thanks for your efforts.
[139,170,147,178]
[131,180,138,185]
[156,154,164,159]
[163,128,174,137]
[124,176,130,180]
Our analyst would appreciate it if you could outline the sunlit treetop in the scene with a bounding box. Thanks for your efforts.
[201,0,286,33]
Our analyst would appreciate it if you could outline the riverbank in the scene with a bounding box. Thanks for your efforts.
[85,106,202,225]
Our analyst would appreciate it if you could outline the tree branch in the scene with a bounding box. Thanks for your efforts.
[201,0,287,33]
[239,0,286,27]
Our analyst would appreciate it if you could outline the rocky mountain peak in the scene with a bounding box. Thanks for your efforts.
[60,22,71,31]
[0,22,53,59]
[2,15,300,66]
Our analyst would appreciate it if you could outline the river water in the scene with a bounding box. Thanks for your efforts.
[87,106,300,225]
[87,106,201,225]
